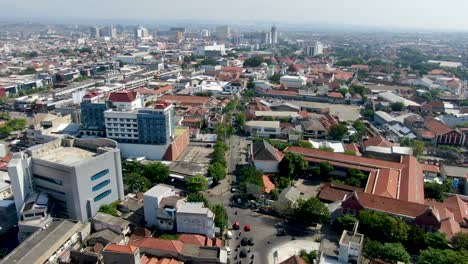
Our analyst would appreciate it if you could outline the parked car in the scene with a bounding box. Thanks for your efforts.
[225,246,231,255]
[241,237,249,246]
[244,224,251,231]
[226,231,233,239]
[240,248,248,258]
[233,221,240,230]
[248,237,255,246]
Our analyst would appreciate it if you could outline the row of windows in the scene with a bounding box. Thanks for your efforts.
[107,118,137,122]
[108,133,138,138]
[91,169,109,181]
[94,189,112,202]
[92,180,110,192]
[108,128,138,132]
[106,123,138,127]
[36,185,66,195]
[34,175,63,186]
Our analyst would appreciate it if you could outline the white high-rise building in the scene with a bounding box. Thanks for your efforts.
[263,32,272,45]
[271,25,278,45]
[314,41,324,56]
[135,26,150,39]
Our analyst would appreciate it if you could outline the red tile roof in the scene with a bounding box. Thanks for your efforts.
[154,85,174,95]
[83,92,99,98]
[104,244,138,254]
[129,238,184,254]
[178,234,206,246]
[318,183,363,202]
[425,117,453,135]
[279,255,307,264]
[363,136,394,148]
[159,95,210,105]
[263,175,276,194]
[108,91,138,103]
[327,92,344,99]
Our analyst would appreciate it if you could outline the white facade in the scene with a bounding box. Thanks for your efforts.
[118,143,169,160]
[223,82,244,94]
[176,202,215,238]
[104,111,139,142]
[245,121,281,138]
[253,160,279,173]
[314,41,324,56]
[195,44,226,56]
[8,138,124,222]
[143,184,177,228]
[280,75,307,88]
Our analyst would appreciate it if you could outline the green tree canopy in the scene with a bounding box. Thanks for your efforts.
[243,56,265,67]
[364,240,411,264]
[329,124,348,140]
[208,162,227,184]
[358,211,409,243]
[186,174,208,193]
[210,204,228,229]
[187,192,209,207]
[143,162,170,184]
[293,197,330,225]
[278,152,309,178]
[124,172,151,193]
[417,248,468,264]
[332,214,357,233]
[390,102,405,112]
[451,232,468,250]
[425,232,448,249]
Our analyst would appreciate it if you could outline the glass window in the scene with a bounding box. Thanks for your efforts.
[94,189,112,202]
[34,175,63,185]
[92,180,110,192]
[90,169,109,181]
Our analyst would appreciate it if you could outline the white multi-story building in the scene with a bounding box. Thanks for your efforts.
[280,75,307,88]
[271,25,278,45]
[223,81,245,94]
[194,44,226,57]
[143,184,177,229]
[244,121,281,138]
[314,41,324,56]
[176,202,215,238]
[8,137,124,222]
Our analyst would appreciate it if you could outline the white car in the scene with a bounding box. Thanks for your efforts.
[226,230,233,239]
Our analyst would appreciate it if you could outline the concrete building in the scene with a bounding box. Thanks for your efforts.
[271,25,278,45]
[0,219,91,264]
[102,244,141,264]
[92,212,131,235]
[280,75,307,89]
[90,26,100,38]
[244,121,281,138]
[0,200,17,235]
[176,202,215,238]
[195,44,226,57]
[338,228,364,264]
[143,184,177,229]
[8,137,124,222]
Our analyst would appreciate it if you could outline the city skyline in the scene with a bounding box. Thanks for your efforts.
[2,0,468,31]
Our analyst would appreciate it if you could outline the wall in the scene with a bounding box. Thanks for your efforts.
[254,160,279,173]
[118,143,169,160]
[163,128,190,161]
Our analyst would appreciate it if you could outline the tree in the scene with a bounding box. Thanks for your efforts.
[143,162,170,184]
[400,137,425,156]
[424,182,449,202]
[390,102,405,112]
[269,73,282,84]
[239,166,263,187]
[339,88,348,97]
[353,120,366,133]
[186,174,208,193]
[187,192,209,207]
[364,240,410,264]
[19,67,37,75]
[358,211,409,243]
[329,124,348,140]
[210,204,228,229]
[99,201,120,217]
[299,250,318,264]
[451,232,468,250]
[332,214,357,233]
[78,47,93,53]
[404,225,428,254]
[293,197,330,225]
[425,232,448,249]
[417,248,468,264]
[278,153,309,178]
[313,162,334,179]
[243,56,265,67]
[208,162,227,184]
[345,168,368,187]
[236,113,246,129]
[124,172,151,193]
[294,140,314,149]
[363,109,375,120]
[199,58,218,66]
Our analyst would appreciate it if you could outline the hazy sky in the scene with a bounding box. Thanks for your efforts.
[2,0,468,30]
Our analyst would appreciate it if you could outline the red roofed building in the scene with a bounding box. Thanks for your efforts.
[159,95,210,107]
[108,90,143,111]
[425,117,466,146]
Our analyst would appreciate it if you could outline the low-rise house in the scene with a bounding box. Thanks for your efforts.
[87,229,125,246]
[176,202,215,238]
[92,212,131,236]
[251,140,284,173]
[206,113,224,130]
[272,186,301,215]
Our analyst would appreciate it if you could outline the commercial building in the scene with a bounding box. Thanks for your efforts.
[8,137,124,222]
[280,75,307,89]
[194,44,226,57]
[244,120,281,138]
[0,219,91,264]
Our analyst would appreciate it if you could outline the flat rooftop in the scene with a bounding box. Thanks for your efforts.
[0,219,82,264]
[36,146,95,166]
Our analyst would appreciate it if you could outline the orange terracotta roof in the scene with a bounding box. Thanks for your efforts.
[327,92,344,98]
[104,244,138,254]
[425,118,453,135]
[154,85,173,95]
[363,136,394,148]
[178,234,206,246]
[159,95,210,105]
[129,238,184,254]
[263,175,276,194]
